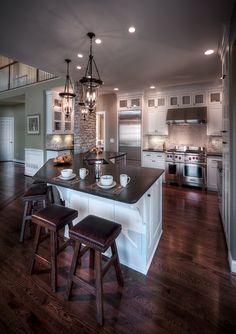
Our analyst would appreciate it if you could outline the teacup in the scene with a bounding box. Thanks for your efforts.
[100,175,113,186]
[120,174,131,187]
[79,168,89,180]
[61,168,73,178]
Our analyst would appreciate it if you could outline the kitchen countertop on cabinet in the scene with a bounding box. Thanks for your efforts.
[207,152,222,157]
[46,147,74,151]
[33,152,163,204]
[143,149,166,153]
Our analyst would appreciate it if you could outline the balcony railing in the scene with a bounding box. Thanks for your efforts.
[0,61,57,93]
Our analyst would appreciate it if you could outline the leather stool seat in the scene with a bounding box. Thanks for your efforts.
[23,183,49,200]
[69,215,122,252]
[66,215,123,325]
[32,205,78,232]
[29,204,78,292]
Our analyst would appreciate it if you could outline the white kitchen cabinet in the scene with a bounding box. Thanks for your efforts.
[46,90,74,134]
[208,91,222,107]
[192,92,205,106]
[168,92,206,108]
[168,95,179,108]
[207,156,222,191]
[118,95,142,109]
[147,96,166,109]
[142,151,165,181]
[145,108,168,135]
[207,107,222,135]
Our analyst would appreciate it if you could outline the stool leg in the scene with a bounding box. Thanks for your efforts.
[95,251,104,326]
[89,249,95,269]
[50,231,57,292]
[65,241,81,300]
[29,225,42,274]
[20,201,30,242]
[111,242,124,287]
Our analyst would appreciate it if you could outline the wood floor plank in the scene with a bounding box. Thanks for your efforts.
[0,162,236,333]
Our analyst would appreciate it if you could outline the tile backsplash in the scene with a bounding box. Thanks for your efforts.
[46,134,74,149]
[144,124,222,152]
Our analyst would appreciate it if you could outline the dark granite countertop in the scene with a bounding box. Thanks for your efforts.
[207,152,222,157]
[33,152,163,204]
[46,147,74,151]
[143,149,165,153]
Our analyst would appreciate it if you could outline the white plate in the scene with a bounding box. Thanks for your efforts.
[59,173,76,180]
[97,181,116,189]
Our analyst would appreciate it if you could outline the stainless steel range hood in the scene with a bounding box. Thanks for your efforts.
[166,107,207,124]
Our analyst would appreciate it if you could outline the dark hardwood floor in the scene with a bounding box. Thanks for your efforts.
[0,161,236,334]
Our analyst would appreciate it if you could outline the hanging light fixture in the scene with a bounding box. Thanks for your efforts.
[59,59,76,118]
[78,83,88,121]
[80,32,103,112]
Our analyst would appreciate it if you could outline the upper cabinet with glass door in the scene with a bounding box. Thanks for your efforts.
[46,90,74,134]
[168,92,206,108]
[118,95,142,110]
[147,96,166,109]
[208,91,222,107]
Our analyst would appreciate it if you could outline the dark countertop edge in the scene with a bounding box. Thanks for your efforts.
[46,148,74,151]
[108,152,127,158]
[207,152,222,157]
[35,169,164,205]
[143,149,165,153]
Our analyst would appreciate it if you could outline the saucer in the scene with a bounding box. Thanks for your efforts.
[97,181,116,189]
[59,173,76,180]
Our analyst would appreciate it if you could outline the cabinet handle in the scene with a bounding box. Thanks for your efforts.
[221,130,227,133]
[222,141,227,144]
[147,194,151,197]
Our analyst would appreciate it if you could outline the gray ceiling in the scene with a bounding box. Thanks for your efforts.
[0,0,235,92]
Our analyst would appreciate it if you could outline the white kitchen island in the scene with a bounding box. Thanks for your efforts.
[33,153,163,275]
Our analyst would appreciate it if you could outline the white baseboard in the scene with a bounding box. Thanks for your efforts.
[228,251,236,273]
[13,159,25,164]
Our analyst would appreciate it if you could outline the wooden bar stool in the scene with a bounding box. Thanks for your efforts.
[29,204,78,292]
[19,183,51,242]
[65,215,124,326]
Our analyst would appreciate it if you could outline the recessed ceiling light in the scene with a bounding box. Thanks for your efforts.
[95,38,102,44]
[114,88,119,91]
[77,54,83,58]
[204,49,214,55]
[150,86,155,89]
[76,66,82,70]
[128,26,136,33]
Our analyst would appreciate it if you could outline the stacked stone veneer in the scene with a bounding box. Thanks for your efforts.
[73,82,96,153]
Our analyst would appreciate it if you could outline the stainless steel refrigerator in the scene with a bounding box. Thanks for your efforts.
[118,110,141,164]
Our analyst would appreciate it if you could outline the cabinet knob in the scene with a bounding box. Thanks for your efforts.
[222,141,227,144]
[147,194,151,197]
[221,130,227,133]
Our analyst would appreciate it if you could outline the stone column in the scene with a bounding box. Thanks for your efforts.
[73,82,96,153]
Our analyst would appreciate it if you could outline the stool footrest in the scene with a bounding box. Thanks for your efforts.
[102,254,117,278]
[34,254,51,267]
[72,275,96,295]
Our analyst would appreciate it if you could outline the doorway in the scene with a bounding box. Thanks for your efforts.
[0,117,14,161]
[96,111,106,150]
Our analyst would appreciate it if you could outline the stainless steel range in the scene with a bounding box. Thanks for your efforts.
[165,146,207,189]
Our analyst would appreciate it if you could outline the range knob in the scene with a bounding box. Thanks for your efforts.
[179,156,181,160]
[193,157,195,160]
[189,157,191,160]
[196,157,198,160]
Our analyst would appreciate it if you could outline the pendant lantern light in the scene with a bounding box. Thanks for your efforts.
[78,83,88,121]
[59,59,76,118]
[80,32,103,112]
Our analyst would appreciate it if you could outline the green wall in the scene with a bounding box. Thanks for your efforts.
[0,77,64,152]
